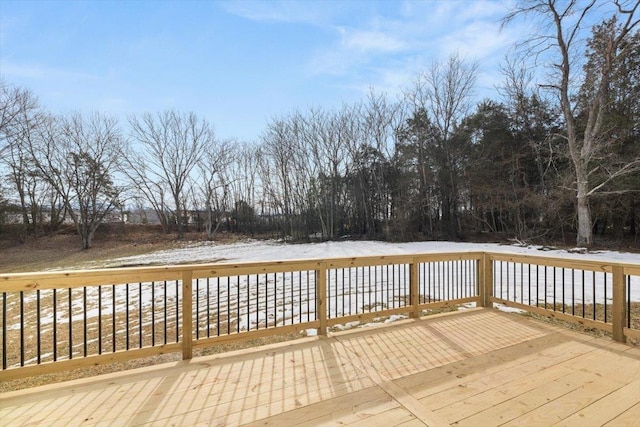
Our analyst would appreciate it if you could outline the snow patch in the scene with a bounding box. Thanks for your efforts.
[96,239,640,268]
[496,304,527,314]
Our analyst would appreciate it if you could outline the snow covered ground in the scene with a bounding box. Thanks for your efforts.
[101,239,640,267]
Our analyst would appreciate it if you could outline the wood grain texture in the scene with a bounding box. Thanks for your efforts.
[2,309,639,426]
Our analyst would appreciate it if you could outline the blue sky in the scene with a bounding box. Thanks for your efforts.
[2,0,530,141]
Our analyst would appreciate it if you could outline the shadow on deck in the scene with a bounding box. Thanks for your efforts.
[1,309,639,426]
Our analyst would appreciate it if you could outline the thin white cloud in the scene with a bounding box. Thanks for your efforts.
[340,29,406,52]
[304,0,532,107]
[438,21,513,59]
[219,0,330,25]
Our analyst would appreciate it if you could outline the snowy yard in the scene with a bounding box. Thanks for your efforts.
[99,239,640,268]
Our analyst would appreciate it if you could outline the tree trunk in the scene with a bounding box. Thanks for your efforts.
[576,174,592,247]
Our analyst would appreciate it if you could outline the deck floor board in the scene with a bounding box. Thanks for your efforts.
[1,309,639,426]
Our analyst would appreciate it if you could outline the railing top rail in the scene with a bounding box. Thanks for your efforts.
[0,251,484,291]
[0,250,637,292]
[488,251,640,273]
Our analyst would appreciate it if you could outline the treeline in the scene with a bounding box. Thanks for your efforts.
[1,1,639,249]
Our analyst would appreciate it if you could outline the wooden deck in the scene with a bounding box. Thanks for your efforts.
[1,309,639,426]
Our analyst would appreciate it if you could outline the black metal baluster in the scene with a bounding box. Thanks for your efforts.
[297,271,302,323]
[151,282,155,346]
[544,266,548,310]
[112,285,116,352]
[98,286,102,354]
[20,291,24,366]
[67,288,73,360]
[368,266,372,311]
[246,274,250,331]
[37,290,41,363]
[3,292,7,369]
[627,276,631,328]
[207,278,211,338]
[126,284,130,350]
[196,278,200,339]
[139,282,142,348]
[592,271,596,321]
[83,287,87,357]
[53,289,57,361]
[604,273,608,323]
[175,280,179,343]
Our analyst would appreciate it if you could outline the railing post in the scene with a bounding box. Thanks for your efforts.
[182,270,193,359]
[410,258,420,318]
[479,253,493,308]
[612,265,626,343]
[316,262,327,336]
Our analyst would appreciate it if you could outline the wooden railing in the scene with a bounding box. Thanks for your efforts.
[486,253,640,343]
[0,251,638,381]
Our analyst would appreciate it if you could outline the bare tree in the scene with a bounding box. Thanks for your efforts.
[29,112,123,249]
[260,117,299,238]
[228,143,261,235]
[362,90,405,238]
[503,0,640,246]
[121,149,172,233]
[126,110,213,239]
[0,80,38,157]
[196,138,234,240]
[0,83,47,232]
[406,53,479,238]
[304,106,353,239]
